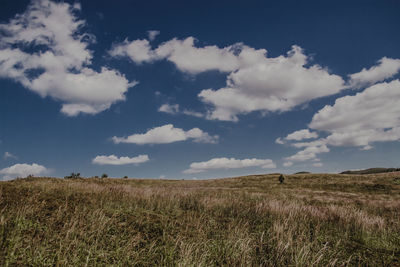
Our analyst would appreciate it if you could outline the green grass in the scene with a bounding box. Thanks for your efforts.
[1,172,400,266]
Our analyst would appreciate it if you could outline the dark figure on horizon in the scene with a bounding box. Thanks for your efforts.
[279,174,285,184]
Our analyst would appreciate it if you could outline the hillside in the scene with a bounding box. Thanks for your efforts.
[1,173,400,266]
[340,167,400,175]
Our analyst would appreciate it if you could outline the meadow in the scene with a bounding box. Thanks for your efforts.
[1,172,400,266]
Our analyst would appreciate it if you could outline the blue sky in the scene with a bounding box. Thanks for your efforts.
[1,0,400,180]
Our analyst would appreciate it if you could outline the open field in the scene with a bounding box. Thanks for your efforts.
[1,172,400,266]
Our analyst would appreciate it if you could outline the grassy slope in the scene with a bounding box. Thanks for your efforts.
[341,168,400,175]
[1,172,400,266]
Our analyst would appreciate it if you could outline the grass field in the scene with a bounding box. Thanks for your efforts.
[1,172,400,266]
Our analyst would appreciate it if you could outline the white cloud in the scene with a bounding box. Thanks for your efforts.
[349,57,400,88]
[182,110,204,118]
[361,145,373,151]
[283,161,293,167]
[158,103,204,118]
[3,152,17,160]
[285,141,329,162]
[275,129,318,145]
[280,79,400,163]
[110,36,240,74]
[92,154,149,165]
[309,79,400,149]
[290,139,326,149]
[147,30,160,41]
[112,124,218,144]
[158,103,179,114]
[0,163,48,180]
[285,129,318,141]
[111,36,345,121]
[183,157,276,174]
[0,0,135,116]
[313,162,323,167]
[200,46,345,121]
[109,39,157,64]
[72,2,81,10]
[154,37,241,74]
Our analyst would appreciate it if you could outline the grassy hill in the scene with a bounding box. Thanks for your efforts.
[1,172,400,266]
[340,167,400,175]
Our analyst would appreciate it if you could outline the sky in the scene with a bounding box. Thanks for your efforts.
[1,0,400,180]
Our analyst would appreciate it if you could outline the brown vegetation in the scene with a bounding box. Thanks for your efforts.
[1,172,400,266]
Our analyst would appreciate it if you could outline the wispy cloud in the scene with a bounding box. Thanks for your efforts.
[147,30,160,41]
[3,152,17,160]
[158,103,204,118]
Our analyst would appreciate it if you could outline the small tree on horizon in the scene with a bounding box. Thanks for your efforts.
[101,173,108,178]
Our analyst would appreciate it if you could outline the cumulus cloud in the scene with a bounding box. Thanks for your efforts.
[183,157,276,174]
[110,36,240,74]
[0,0,135,116]
[158,103,179,114]
[0,163,48,180]
[310,79,400,149]
[313,162,323,167]
[285,129,318,141]
[92,154,149,165]
[109,39,157,64]
[275,129,318,146]
[111,36,345,121]
[3,152,17,160]
[349,57,400,88]
[200,46,345,121]
[280,79,400,163]
[154,37,241,74]
[285,141,330,162]
[112,124,218,144]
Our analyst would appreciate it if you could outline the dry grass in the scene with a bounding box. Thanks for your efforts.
[1,172,400,266]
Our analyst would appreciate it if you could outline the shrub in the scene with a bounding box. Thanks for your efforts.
[279,174,285,184]
[101,173,108,178]
[65,172,81,179]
